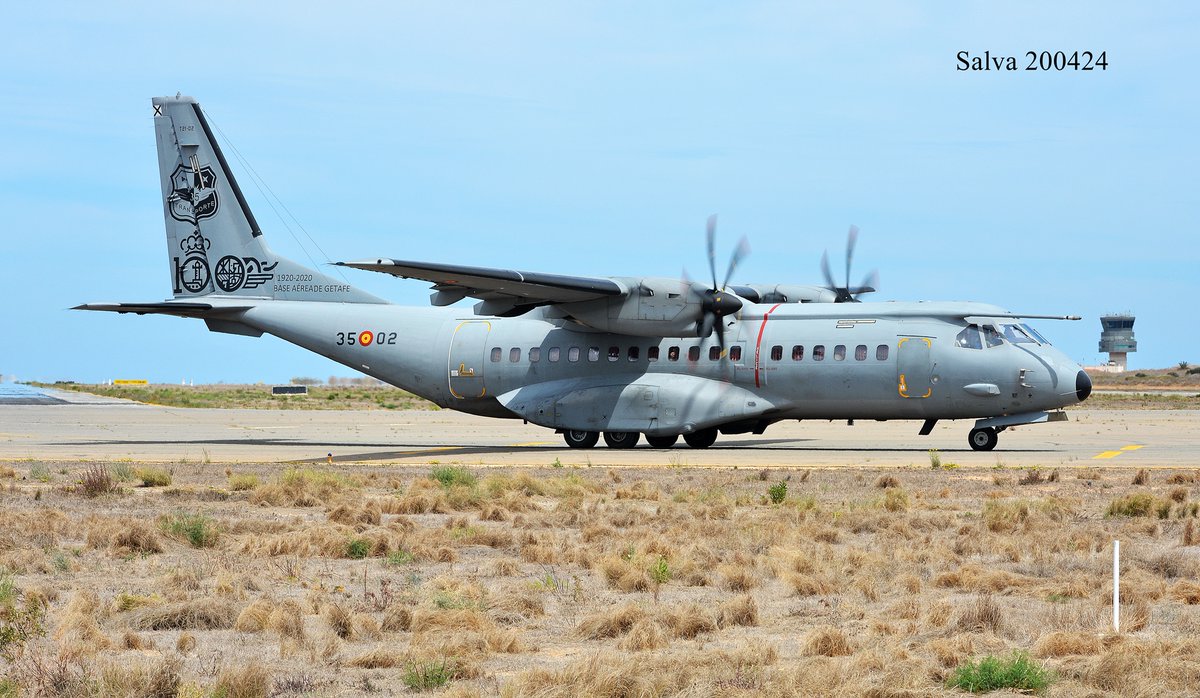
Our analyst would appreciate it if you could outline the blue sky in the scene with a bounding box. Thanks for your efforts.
[1,2,1196,383]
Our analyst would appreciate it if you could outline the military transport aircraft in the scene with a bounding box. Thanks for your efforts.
[76,95,1092,452]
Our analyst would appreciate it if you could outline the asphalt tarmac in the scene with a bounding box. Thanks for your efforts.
[1,385,1195,468]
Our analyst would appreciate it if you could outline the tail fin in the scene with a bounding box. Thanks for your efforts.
[152,95,381,303]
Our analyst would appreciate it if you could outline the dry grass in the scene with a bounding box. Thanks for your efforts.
[9,460,1200,694]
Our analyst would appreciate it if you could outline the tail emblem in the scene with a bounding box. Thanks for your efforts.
[175,230,212,293]
[167,161,220,223]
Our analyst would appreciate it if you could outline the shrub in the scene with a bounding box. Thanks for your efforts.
[430,466,476,489]
[767,481,787,504]
[403,658,454,691]
[875,475,900,489]
[1132,469,1149,485]
[136,467,172,487]
[929,449,942,469]
[80,465,115,497]
[946,651,1052,693]
[159,512,218,547]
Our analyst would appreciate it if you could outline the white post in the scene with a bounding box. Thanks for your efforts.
[1113,540,1120,632]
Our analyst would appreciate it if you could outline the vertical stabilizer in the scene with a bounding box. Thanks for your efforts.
[152,95,381,303]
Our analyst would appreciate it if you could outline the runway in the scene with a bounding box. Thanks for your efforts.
[1,392,1196,468]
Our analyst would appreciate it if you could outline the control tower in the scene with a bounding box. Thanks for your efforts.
[1098,314,1137,372]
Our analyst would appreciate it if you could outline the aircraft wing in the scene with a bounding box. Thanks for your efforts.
[336,259,626,307]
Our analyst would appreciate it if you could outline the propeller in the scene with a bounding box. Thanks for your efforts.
[821,225,879,303]
[689,214,748,353]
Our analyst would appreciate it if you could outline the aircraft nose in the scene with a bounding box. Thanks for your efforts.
[1076,370,1092,402]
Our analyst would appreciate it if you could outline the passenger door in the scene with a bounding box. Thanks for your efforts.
[448,321,491,399]
[896,337,934,399]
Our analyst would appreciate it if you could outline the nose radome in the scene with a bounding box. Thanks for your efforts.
[1076,370,1092,402]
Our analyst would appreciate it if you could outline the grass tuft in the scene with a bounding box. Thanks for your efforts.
[159,512,219,547]
[430,466,476,489]
[946,651,1052,694]
[136,467,172,487]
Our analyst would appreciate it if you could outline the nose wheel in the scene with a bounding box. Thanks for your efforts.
[968,427,998,451]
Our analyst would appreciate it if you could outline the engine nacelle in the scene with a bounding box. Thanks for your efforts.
[545,276,706,337]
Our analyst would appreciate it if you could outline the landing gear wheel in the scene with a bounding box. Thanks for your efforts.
[968,427,998,451]
[683,428,718,449]
[645,434,679,449]
[603,431,640,449]
[563,430,599,449]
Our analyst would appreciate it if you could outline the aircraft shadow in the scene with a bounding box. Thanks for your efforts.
[61,437,1062,464]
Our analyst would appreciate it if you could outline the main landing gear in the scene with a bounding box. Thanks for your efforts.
[968,427,998,451]
[561,429,717,449]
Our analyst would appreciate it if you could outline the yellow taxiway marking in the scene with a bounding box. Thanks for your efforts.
[513,441,555,447]
[1093,451,1123,460]
[1120,445,1144,451]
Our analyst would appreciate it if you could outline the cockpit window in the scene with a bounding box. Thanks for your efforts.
[1021,323,1051,345]
[1001,324,1036,344]
[982,325,1005,347]
[955,325,982,350]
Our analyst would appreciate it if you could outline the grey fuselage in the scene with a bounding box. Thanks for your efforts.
[236,298,1086,436]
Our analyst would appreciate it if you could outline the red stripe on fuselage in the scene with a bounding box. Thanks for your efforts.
[753,303,783,388]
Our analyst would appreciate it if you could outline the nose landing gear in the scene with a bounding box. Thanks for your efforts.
[968,427,998,451]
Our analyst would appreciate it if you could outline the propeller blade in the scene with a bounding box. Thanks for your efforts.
[699,312,716,339]
[820,250,836,290]
[845,225,859,290]
[714,319,727,351]
[706,214,718,291]
[850,269,879,299]
[721,236,750,291]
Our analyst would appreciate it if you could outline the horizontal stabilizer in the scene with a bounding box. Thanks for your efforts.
[72,302,252,317]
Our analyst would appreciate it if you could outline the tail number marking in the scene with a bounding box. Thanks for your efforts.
[336,331,397,346]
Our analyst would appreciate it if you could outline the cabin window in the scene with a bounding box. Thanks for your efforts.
[490,347,502,362]
[833,345,846,361]
[688,346,701,362]
[588,347,600,362]
[813,345,825,361]
[876,344,889,361]
[668,346,680,361]
[568,347,580,362]
[792,345,804,361]
[608,346,620,362]
[855,344,867,361]
[982,325,1005,348]
[509,347,521,363]
[730,346,742,361]
[628,346,640,361]
[709,346,721,361]
[955,325,982,350]
[529,347,541,363]
[548,347,560,362]
[770,345,783,361]
[648,346,660,362]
